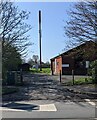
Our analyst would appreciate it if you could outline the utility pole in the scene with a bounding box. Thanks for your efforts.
[39,10,42,71]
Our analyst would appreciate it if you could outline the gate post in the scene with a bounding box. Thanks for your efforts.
[20,69,23,84]
[60,70,61,83]
[72,69,74,85]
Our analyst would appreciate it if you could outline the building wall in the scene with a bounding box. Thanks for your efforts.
[51,59,55,75]
[51,55,88,75]
[55,56,62,75]
[51,41,97,75]
[62,55,74,75]
[51,56,62,75]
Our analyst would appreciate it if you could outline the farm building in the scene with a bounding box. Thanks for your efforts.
[18,63,31,71]
[50,41,97,75]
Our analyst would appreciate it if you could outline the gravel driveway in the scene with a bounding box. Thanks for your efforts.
[2,73,95,102]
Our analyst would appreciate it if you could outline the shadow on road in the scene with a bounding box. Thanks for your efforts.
[2,101,39,111]
[2,73,94,104]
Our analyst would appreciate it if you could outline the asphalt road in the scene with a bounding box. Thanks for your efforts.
[1,100,96,119]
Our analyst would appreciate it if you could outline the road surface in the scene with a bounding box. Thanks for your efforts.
[1,73,97,119]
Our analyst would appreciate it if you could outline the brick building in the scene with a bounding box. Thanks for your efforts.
[50,41,97,75]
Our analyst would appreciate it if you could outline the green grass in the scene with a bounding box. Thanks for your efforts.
[30,68,51,74]
[74,77,92,84]
[2,86,19,95]
[64,77,93,86]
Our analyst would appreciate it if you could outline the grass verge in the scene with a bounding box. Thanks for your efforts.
[30,68,51,74]
[63,77,93,86]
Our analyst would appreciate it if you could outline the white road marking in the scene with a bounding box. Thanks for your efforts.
[84,99,96,106]
[39,104,57,111]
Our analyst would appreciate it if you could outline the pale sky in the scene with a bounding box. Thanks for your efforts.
[15,2,75,62]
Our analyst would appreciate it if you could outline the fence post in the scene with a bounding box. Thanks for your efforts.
[60,70,61,83]
[20,69,23,84]
[72,69,74,85]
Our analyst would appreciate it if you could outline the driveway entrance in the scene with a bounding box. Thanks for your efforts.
[2,73,92,102]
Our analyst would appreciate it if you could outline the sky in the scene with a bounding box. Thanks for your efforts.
[15,2,75,62]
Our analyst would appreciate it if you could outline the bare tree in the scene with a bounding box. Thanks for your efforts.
[0,1,32,56]
[28,58,35,66]
[32,55,39,63]
[65,1,97,45]
[64,1,97,60]
[0,1,32,80]
[65,2,97,83]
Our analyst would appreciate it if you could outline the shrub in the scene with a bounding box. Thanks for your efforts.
[89,60,97,84]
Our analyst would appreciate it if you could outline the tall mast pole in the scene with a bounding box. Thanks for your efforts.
[39,10,42,71]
